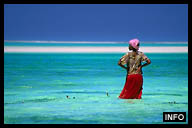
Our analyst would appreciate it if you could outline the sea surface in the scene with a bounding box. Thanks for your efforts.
[4,41,188,47]
[4,42,188,124]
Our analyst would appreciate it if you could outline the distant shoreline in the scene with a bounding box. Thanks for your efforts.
[4,46,188,53]
[4,40,188,44]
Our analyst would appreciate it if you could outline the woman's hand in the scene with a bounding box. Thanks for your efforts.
[136,66,142,73]
[136,59,151,73]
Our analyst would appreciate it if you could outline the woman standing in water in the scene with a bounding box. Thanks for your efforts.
[118,39,151,99]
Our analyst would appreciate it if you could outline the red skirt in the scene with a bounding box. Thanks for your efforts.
[119,74,143,99]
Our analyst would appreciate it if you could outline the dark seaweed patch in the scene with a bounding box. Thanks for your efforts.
[144,93,183,96]
[4,97,57,105]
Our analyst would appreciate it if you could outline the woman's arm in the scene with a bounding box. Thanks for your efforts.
[137,59,151,72]
[141,59,151,68]
[118,60,128,70]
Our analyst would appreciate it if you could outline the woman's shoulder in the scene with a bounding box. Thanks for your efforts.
[137,51,145,55]
[137,51,143,53]
[127,51,145,57]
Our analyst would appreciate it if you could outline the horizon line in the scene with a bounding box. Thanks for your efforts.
[4,40,188,44]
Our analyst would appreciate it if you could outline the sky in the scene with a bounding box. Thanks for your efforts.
[4,4,188,42]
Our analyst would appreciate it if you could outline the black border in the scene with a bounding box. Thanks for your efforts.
[188,1,192,128]
[1,0,191,128]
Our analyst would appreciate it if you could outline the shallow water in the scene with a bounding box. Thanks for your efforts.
[4,52,188,124]
[4,41,188,47]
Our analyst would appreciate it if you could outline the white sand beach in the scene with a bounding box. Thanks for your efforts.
[4,46,188,53]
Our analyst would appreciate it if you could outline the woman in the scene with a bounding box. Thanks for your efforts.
[118,39,151,99]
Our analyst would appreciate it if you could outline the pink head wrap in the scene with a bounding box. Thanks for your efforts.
[129,38,140,50]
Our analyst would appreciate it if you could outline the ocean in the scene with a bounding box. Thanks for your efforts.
[4,41,188,124]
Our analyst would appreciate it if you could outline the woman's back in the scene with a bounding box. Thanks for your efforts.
[118,38,151,99]
[120,51,149,75]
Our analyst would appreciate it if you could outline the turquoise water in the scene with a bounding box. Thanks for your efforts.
[4,41,188,47]
[4,52,188,124]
